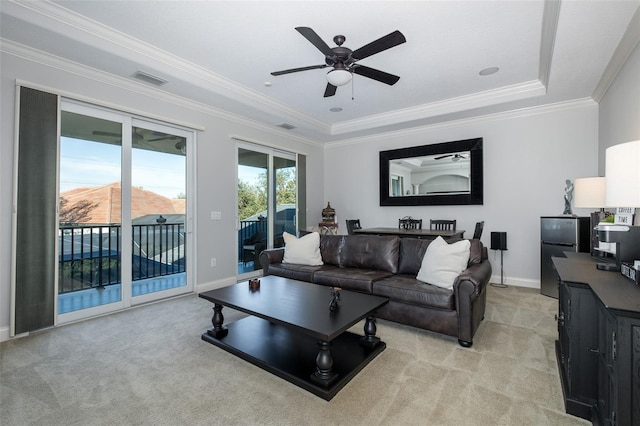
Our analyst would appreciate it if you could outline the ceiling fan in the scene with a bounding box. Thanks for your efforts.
[271,27,406,97]
[435,153,468,162]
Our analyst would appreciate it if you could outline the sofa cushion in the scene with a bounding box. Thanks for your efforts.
[416,236,470,289]
[282,232,323,266]
[319,234,344,266]
[398,238,431,275]
[313,268,393,293]
[340,235,399,274]
[399,238,483,276]
[267,263,338,283]
[373,275,455,310]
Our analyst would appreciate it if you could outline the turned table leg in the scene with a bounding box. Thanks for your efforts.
[360,315,381,348]
[310,340,338,386]
[207,303,228,338]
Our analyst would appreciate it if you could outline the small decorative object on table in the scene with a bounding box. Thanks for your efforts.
[248,278,260,291]
[563,179,574,215]
[620,263,639,285]
[329,287,341,312]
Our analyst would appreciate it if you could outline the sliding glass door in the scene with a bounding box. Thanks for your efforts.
[237,143,297,277]
[58,101,192,322]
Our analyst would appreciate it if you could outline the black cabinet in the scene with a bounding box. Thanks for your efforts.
[554,254,640,426]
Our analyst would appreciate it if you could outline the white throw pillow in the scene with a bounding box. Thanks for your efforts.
[416,236,470,289]
[282,231,324,266]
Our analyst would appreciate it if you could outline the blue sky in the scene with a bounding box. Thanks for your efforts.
[60,137,186,199]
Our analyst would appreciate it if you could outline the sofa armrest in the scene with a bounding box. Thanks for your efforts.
[259,248,284,274]
[454,260,491,296]
[454,260,492,345]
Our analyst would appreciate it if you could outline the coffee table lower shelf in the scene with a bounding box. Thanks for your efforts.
[201,315,386,400]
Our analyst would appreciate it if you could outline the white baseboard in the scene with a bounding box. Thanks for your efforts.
[196,277,237,293]
[0,327,29,343]
[0,326,11,342]
[490,274,540,289]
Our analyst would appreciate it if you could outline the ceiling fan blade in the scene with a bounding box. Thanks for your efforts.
[323,83,337,98]
[295,27,334,57]
[353,65,400,85]
[352,30,406,60]
[271,64,328,76]
[434,154,453,160]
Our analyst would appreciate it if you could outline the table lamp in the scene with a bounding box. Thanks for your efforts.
[597,140,640,271]
[605,140,640,212]
[574,176,606,255]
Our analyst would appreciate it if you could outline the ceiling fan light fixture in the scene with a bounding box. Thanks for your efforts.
[326,69,352,86]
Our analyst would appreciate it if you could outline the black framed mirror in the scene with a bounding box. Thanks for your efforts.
[379,137,483,206]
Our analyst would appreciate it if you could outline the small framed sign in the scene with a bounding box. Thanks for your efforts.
[614,207,635,225]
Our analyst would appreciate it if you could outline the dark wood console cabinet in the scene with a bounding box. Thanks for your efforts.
[553,254,640,425]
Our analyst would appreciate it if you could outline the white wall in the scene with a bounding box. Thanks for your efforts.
[324,102,600,288]
[598,41,640,174]
[0,51,324,338]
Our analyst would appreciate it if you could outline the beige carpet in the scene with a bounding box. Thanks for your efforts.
[1,285,589,425]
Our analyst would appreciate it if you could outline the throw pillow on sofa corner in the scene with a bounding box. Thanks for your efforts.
[282,231,324,266]
[416,236,470,289]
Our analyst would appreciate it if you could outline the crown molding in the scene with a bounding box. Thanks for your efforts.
[592,6,640,102]
[330,80,546,136]
[2,0,330,136]
[539,0,561,89]
[1,38,322,148]
[324,97,596,149]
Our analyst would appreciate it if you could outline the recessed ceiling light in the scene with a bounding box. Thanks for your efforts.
[329,107,343,112]
[479,67,499,76]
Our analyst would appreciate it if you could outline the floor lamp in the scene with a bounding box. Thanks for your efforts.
[490,232,507,288]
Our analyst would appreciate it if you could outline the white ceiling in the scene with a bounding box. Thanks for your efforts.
[1,0,639,143]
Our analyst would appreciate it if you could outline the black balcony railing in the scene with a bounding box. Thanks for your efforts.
[58,223,185,294]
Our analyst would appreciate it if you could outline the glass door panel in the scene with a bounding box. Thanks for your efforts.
[58,111,124,315]
[237,144,297,278]
[237,148,269,275]
[273,155,297,248]
[130,124,188,300]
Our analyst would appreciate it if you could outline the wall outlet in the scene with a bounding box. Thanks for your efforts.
[210,258,217,267]
[211,211,222,220]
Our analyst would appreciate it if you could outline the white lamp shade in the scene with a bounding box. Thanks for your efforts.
[574,177,605,208]
[605,140,640,207]
[326,69,352,86]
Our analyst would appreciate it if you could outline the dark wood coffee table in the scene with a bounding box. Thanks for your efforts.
[199,275,389,400]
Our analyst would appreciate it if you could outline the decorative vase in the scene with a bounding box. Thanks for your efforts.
[322,202,336,223]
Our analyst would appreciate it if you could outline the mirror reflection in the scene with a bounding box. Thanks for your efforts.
[390,151,471,196]
[379,137,483,206]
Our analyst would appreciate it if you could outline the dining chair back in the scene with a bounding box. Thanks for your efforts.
[430,219,457,231]
[345,219,362,235]
[473,221,485,239]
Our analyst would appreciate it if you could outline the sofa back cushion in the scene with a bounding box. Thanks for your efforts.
[398,238,431,275]
[319,234,344,266]
[398,237,485,275]
[340,235,400,273]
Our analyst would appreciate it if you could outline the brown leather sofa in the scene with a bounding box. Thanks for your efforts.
[259,234,492,347]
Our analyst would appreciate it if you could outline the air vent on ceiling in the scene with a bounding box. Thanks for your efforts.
[277,123,296,130]
[133,71,168,86]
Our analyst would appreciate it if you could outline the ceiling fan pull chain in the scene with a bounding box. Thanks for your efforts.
[351,75,355,101]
